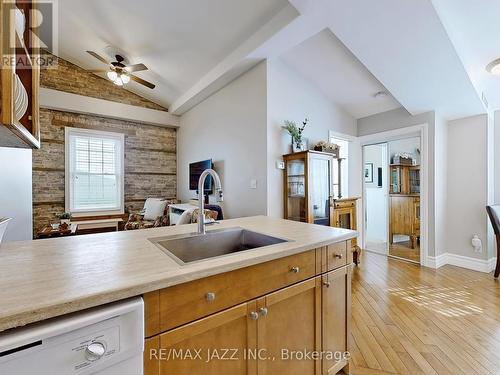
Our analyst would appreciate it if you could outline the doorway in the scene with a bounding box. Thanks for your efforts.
[363,143,389,255]
[362,136,422,264]
[387,137,421,263]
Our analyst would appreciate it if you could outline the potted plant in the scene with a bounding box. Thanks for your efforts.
[283,118,308,152]
[59,212,72,225]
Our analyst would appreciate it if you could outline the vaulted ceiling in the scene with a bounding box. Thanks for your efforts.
[57,0,493,119]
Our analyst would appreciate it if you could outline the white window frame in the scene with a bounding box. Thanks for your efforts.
[329,130,352,198]
[65,127,125,216]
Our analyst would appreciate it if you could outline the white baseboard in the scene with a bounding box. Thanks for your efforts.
[426,254,447,269]
[427,253,497,273]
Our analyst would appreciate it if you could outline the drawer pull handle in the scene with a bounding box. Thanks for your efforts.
[259,307,268,317]
[249,311,259,320]
[323,281,331,288]
[206,292,216,303]
[334,253,343,259]
[290,266,300,273]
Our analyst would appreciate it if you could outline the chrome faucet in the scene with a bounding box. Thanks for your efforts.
[197,169,223,234]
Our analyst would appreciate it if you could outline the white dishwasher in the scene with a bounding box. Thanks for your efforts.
[0,297,144,375]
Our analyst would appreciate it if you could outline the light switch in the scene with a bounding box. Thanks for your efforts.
[250,179,257,189]
[276,161,285,170]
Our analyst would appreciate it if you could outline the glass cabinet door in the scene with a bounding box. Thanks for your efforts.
[309,156,332,226]
[286,158,306,222]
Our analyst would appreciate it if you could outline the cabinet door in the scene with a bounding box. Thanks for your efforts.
[284,155,307,222]
[308,154,333,226]
[322,266,351,375]
[257,277,321,375]
[158,301,258,375]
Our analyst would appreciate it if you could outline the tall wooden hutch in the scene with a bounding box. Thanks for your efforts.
[283,150,361,264]
[389,163,420,248]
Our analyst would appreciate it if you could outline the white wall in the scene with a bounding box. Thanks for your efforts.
[266,58,358,218]
[364,144,387,244]
[388,137,421,165]
[495,111,500,205]
[434,114,448,257]
[445,115,488,259]
[177,62,268,219]
[0,147,33,242]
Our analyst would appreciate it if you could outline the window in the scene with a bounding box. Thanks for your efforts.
[65,128,124,215]
[329,132,349,198]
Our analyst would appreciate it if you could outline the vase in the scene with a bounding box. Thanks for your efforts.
[61,219,70,225]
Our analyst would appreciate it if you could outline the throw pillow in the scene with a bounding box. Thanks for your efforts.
[143,198,168,221]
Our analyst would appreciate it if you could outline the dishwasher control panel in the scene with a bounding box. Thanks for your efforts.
[70,326,120,371]
[0,297,143,375]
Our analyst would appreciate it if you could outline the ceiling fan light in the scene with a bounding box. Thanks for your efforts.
[113,76,123,86]
[121,74,130,84]
[486,58,500,75]
[107,70,118,81]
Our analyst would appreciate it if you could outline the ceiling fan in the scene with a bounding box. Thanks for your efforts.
[86,51,156,89]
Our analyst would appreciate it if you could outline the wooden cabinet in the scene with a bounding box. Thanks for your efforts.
[389,195,420,249]
[157,302,257,375]
[0,0,40,148]
[152,250,316,333]
[332,198,361,265]
[283,151,342,226]
[144,241,352,375]
[322,266,351,375]
[256,278,322,374]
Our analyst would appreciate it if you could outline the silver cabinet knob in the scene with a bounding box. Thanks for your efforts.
[290,266,300,273]
[334,253,343,259]
[323,281,331,288]
[259,307,268,317]
[249,311,259,320]
[206,292,216,303]
[85,341,106,362]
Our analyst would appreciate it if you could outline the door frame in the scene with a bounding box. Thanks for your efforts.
[358,123,429,267]
[362,142,389,256]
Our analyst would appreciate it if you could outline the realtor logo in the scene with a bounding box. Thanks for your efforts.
[1,0,58,69]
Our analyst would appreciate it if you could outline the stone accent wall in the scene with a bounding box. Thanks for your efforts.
[33,55,176,236]
[41,53,166,111]
[32,109,177,234]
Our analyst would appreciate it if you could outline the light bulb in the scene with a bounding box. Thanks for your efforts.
[121,74,130,84]
[113,76,123,86]
[107,70,118,81]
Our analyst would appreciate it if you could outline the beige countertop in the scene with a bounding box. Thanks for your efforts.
[0,216,357,333]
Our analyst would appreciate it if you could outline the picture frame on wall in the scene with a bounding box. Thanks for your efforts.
[364,163,373,183]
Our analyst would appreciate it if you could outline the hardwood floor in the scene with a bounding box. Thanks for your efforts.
[389,240,420,263]
[350,252,500,375]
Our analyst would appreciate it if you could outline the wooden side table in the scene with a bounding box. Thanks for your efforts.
[37,223,78,239]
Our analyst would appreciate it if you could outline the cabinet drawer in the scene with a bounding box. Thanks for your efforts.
[326,242,347,271]
[157,250,316,332]
[334,200,355,209]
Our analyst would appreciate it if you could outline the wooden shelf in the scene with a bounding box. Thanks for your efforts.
[0,0,40,149]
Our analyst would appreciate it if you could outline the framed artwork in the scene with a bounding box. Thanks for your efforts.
[364,163,373,183]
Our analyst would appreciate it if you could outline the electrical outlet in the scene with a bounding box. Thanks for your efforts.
[250,179,257,189]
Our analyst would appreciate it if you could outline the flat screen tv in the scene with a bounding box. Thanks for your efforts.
[189,159,213,194]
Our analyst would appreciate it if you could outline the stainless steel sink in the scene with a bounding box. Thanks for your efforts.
[149,227,288,265]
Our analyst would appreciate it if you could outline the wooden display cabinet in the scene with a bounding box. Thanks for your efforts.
[283,151,342,226]
[389,164,420,248]
[0,0,41,148]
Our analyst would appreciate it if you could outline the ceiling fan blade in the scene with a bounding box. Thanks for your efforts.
[86,51,110,65]
[129,74,155,89]
[125,63,148,73]
[87,70,109,73]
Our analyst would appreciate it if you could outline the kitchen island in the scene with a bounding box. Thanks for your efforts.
[0,216,357,374]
